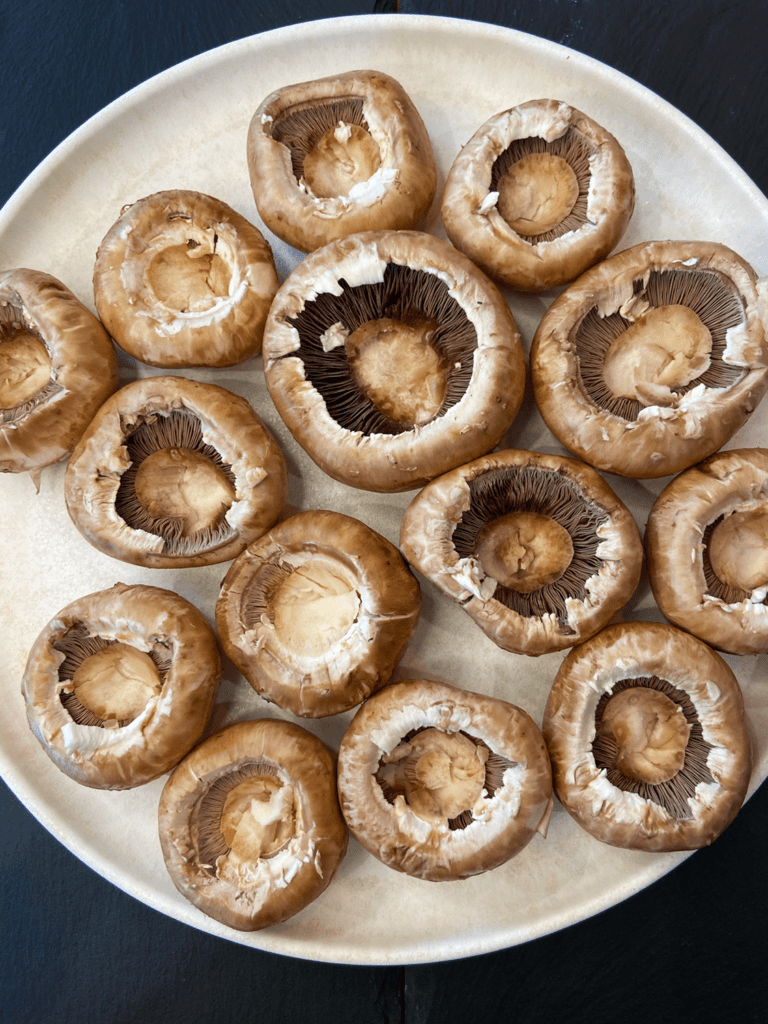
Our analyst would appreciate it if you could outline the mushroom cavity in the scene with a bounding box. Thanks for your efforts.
[542,621,752,851]
[262,230,524,492]
[64,376,287,568]
[441,99,635,291]
[337,678,553,881]
[247,70,437,253]
[400,449,643,656]
[0,269,117,483]
[531,240,768,478]
[22,583,221,789]
[158,718,348,931]
[646,447,768,654]
[216,510,421,717]
[93,190,279,368]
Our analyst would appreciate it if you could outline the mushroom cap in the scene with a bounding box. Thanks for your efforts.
[542,621,752,851]
[337,678,553,881]
[399,448,643,656]
[247,69,437,253]
[22,583,221,790]
[441,99,635,292]
[262,229,525,492]
[93,190,279,368]
[0,268,118,478]
[530,239,768,479]
[216,509,421,717]
[158,718,348,931]
[64,375,287,568]
[646,447,768,655]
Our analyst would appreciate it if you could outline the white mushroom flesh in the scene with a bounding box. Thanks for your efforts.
[70,642,162,723]
[475,510,574,593]
[709,509,768,592]
[497,152,580,236]
[302,122,382,198]
[0,330,51,408]
[597,686,691,785]
[146,236,233,313]
[216,777,299,891]
[272,555,361,656]
[134,446,236,536]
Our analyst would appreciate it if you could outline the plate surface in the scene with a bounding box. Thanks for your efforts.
[2,14,767,965]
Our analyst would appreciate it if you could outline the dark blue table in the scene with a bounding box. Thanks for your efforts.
[3,3,767,1021]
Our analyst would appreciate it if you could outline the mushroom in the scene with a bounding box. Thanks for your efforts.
[646,447,768,655]
[336,678,553,881]
[530,240,768,478]
[441,99,635,292]
[247,70,437,253]
[93,190,279,368]
[262,229,525,492]
[399,449,643,656]
[216,510,421,718]
[542,621,752,851]
[21,583,221,789]
[64,375,287,568]
[0,268,117,485]
[158,718,348,931]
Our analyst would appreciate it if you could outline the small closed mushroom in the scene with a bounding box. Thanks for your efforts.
[337,678,552,881]
[93,190,279,368]
[400,449,643,656]
[216,510,421,718]
[0,269,117,485]
[542,621,752,851]
[22,583,221,789]
[530,240,768,478]
[64,375,287,568]
[646,447,768,655]
[441,99,635,292]
[247,70,437,253]
[262,229,525,492]
[158,718,348,931]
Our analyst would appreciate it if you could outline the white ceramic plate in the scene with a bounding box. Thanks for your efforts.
[2,14,768,966]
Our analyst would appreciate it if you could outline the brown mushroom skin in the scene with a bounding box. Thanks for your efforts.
[646,448,768,655]
[64,375,287,568]
[262,229,525,492]
[247,70,437,253]
[22,583,221,790]
[337,678,553,882]
[543,621,752,851]
[216,510,422,717]
[530,240,768,479]
[399,449,643,656]
[93,190,279,368]
[441,99,635,292]
[158,718,348,931]
[0,269,118,478]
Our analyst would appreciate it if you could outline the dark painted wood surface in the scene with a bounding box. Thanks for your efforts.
[2,2,767,1021]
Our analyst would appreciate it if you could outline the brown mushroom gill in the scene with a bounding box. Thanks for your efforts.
[0,303,62,422]
[452,466,607,629]
[489,127,595,241]
[191,761,297,875]
[114,410,238,555]
[269,97,380,196]
[702,512,768,605]
[54,623,170,728]
[285,262,477,435]
[592,676,715,820]
[575,267,746,421]
[374,727,518,831]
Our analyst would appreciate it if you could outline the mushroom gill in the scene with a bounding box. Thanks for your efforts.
[286,261,476,435]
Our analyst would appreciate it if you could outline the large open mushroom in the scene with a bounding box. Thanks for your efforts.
[262,229,525,492]
[247,70,437,253]
[337,678,552,881]
[22,583,221,789]
[646,447,768,655]
[400,449,643,656]
[542,621,752,851]
[158,718,348,931]
[64,376,287,568]
[93,190,279,368]
[441,99,635,292]
[0,268,117,485]
[216,509,421,718]
[531,240,768,478]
